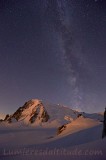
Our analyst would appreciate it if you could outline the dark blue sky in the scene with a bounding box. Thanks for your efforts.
[0,0,106,114]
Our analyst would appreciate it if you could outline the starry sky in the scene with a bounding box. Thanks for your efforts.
[0,0,106,114]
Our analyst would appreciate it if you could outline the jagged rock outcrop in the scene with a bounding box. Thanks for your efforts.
[3,99,50,125]
[57,124,67,135]
[0,119,3,123]
[4,114,12,123]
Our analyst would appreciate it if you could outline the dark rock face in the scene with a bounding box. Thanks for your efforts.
[29,112,38,123]
[12,100,35,121]
[102,109,106,138]
[102,122,106,138]
[77,114,82,118]
[12,107,24,121]
[29,103,50,124]
[4,114,10,121]
[29,110,49,123]
[0,119,4,122]
[57,124,66,135]
[41,110,50,122]
[4,114,12,123]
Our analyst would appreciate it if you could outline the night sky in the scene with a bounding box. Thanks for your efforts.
[0,0,106,114]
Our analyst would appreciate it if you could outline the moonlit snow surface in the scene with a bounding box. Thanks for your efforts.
[0,99,105,160]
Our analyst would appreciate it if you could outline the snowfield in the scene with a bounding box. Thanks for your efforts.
[0,99,105,160]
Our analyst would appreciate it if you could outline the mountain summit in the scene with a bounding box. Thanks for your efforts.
[1,99,103,127]
[4,99,50,125]
[2,99,79,127]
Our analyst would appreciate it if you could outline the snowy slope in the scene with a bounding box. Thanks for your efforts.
[0,117,105,160]
[42,101,79,127]
[57,117,101,136]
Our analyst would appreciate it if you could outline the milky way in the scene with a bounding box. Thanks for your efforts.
[0,0,106,113]
[43,0,106,111]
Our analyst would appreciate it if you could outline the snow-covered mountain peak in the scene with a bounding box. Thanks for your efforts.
[1,99,79,127]
[1,99,104,127]
[22,99,42,110]
[21,99,42,113]
[29,99,42,105]
[3,99,49,125]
